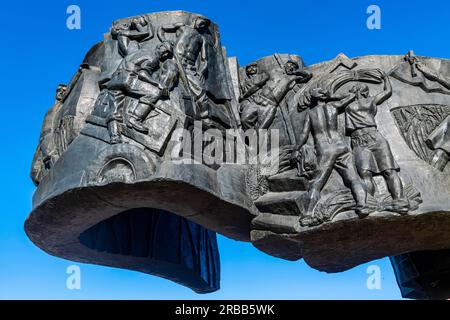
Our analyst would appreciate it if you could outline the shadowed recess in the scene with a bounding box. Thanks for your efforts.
[79,207,220,293]
[390,250,450,299]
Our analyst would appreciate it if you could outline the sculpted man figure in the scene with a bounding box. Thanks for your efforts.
[239,64,270,104]
[125,41,179,133]
[158,16,210,109]
[31,84,67,185]
[414,61,450,170]
[347,74,409,213]
[240,60,311,130]
[296,88,369,223]
[95,42,178,142]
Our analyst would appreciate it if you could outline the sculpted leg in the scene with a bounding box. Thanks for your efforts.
[383,169,404,200]
[383,169,409,214]
[107,120,121,144]
[336,154,371,217]
[304,156,335,217]
[127,96,158,133]
[360,169,376,196]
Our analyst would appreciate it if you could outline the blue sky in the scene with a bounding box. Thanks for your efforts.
[0,0,448,299]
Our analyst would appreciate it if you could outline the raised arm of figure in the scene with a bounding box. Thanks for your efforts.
[417,62,450,89]
[374,74,393,106]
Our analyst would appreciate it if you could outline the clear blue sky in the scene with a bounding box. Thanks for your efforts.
[0,0,448,299]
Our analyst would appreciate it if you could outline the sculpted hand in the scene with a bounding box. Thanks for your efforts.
[278,145,295,172]
[161,88,170,97]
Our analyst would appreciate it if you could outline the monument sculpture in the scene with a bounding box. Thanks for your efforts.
[27,11,450,299]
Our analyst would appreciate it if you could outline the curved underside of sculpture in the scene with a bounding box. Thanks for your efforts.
[26,10,450,298]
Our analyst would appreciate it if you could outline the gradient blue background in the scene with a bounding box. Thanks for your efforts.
[0,0,448,299]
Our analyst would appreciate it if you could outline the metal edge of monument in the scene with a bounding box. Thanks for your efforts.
[26,11,450,299]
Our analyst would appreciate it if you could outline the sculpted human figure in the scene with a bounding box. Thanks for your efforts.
[392,51,450,95]
[112,16,153,57]
[415,60,450,89]
[240,60,311,130]
[125,41,179,133]
[97,41,179,142]
[239,64,270,102]
[31,84,67,185]
[347,75,409,213]
[295,88,369,222]
[157,16,210,108]
[392,52,450,171]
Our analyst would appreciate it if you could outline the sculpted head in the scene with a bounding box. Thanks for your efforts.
[131,16,147,28]
[156,41,174,60]
[193,16,210,30]
[113,19,131,31]
[350,83,370,98]
[245,64,258,76]
[284,60,299,75]
[55,84,68,102]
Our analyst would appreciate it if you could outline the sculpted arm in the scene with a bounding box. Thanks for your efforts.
[239,73,270,101]
[198,38,208,77]
[332,92,356,109]
[373,75,393,106]
[417,62,450,89]
[296,111,312,149]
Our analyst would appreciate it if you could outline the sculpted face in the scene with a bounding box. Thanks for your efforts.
[157,43,172,60]
[55,85,67,102]
[285,61,299,75]
[132,16,146,27]
[114,19,130,31]
[361,86,370,98]
[246,64,258,76]
[351,84,370,98]
[194,17,209,30]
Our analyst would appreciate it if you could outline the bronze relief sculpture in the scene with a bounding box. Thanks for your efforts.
[27,11,450,299]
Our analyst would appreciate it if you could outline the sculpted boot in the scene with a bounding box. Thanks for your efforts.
[126,101,154,134]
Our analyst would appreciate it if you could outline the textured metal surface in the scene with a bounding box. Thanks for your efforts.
[27,11,450,298]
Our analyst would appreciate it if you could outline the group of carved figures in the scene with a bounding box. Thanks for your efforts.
[238,51,450,226]
[31,13,450,228]
[27,12,450,300]
[31,14,232,185]
[102,14,220,142]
